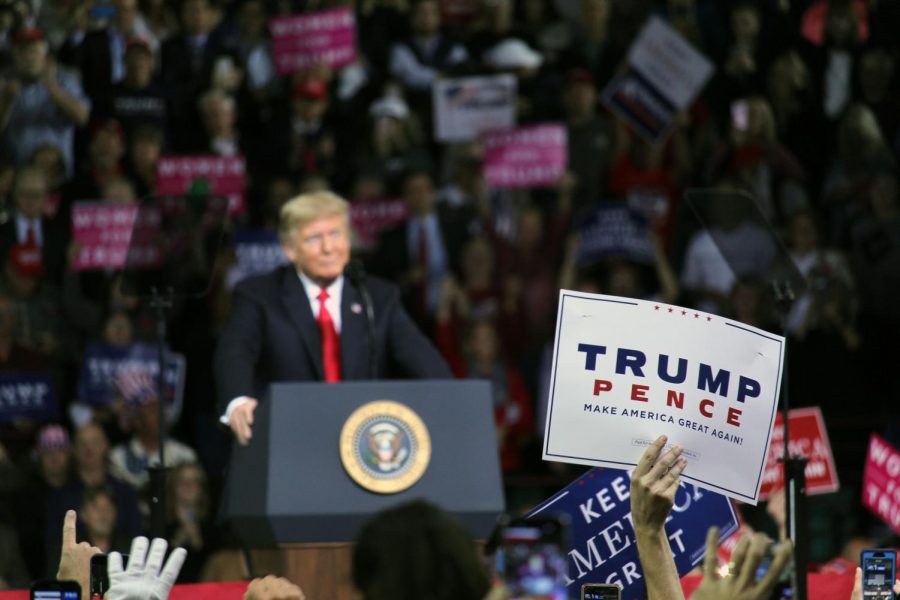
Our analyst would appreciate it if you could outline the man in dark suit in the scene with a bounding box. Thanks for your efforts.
[160,0,228,151]
[214,190,451,445]
[59,0,156,106]
[370,169,477,329]
[0,167,67,282]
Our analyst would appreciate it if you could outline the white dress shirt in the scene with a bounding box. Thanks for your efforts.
[16,214,43,246]
[220,270,344,425]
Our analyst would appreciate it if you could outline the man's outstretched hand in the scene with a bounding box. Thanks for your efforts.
[56,510,102,598]
[230,398,258,446]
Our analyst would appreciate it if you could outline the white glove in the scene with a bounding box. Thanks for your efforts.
[108,536,187,600]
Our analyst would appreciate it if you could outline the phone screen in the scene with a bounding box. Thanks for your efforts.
[862,550,897,599]
[582,583,621,600]
[30,580,80,600]
[499,517,568,600]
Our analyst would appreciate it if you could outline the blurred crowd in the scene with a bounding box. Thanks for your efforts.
[0,0,899,587]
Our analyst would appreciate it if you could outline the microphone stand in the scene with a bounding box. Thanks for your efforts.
[148,285,173,539]
[347,260,377,379]
[772,280,809,600]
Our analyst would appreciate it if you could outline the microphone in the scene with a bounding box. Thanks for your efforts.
[345,259,377,379]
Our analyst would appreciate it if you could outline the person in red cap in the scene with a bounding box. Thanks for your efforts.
[0,239,67,358]
[0,25,90,175]
[563,67,613,210]
[282,77,336,178]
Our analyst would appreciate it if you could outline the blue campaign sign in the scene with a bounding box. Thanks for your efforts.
[77,343,186,410]
[527,467,739,600]
[577,206,655,266]
[0,372,58,423]
[231,229,289,285]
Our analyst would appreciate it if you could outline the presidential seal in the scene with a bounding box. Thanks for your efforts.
[339,400,431,494]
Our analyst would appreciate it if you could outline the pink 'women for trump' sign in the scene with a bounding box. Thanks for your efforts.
[156,155,246,215]
[270,8,357,75]
[482,124,567,188]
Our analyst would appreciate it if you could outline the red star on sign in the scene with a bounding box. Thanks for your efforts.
[707,316,712,321]
[694,313,699,318]
[655,305,660,311]
[668,308,673,313]
[681,310,687,315]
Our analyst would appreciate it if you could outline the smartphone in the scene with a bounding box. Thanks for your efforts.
[582,583,621,600]
[498,515,569,600]
[861,549,897,600]
[30,580,80,600]
[755,542,793,600]
[90,552,128,597]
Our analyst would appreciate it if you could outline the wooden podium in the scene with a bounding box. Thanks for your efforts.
[221,380,506,596]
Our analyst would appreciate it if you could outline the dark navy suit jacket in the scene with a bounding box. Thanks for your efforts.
[214,265,451,415]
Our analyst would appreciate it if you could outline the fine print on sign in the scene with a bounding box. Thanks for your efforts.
[544,291,784,504]
[863,434,900,535]
[758,406,840,500]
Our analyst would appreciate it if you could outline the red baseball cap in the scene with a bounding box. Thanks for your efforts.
[13,27,44,46]
[566,68,595,87]
[125,37,152,55]
[8,243,43,277]
[293,78,328,101]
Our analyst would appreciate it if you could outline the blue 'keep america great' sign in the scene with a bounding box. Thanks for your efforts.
[527,467,739,599]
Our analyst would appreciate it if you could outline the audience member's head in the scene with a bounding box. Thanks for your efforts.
[80,485,118,549]
[401,170,436,217]
[181,0,216,37]
[12,27,48,80]
[74,423,111,477]
[410,0,441,37]
[89,120,126,171]
[352,500,490,600]
[29,143,66,188]
[200,89,237,137]
[13,166,48,219]
[35,424,72,488]
[124,38,155,88]
[167,462,209,521]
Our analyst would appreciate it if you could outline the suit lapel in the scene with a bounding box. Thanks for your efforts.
[340,281,368,379]
[280,269,324,379]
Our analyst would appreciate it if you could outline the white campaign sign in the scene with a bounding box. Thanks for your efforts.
[627,16,714,109]
[543,291,784,504]
[433,74,517,142]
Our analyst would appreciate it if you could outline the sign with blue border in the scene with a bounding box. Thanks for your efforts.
[543,291,784,504]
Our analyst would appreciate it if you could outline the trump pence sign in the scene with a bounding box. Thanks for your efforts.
[543,291,784,504]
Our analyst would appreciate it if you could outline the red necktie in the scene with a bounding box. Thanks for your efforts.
[317,288,341,382]
[25,222,36,246]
